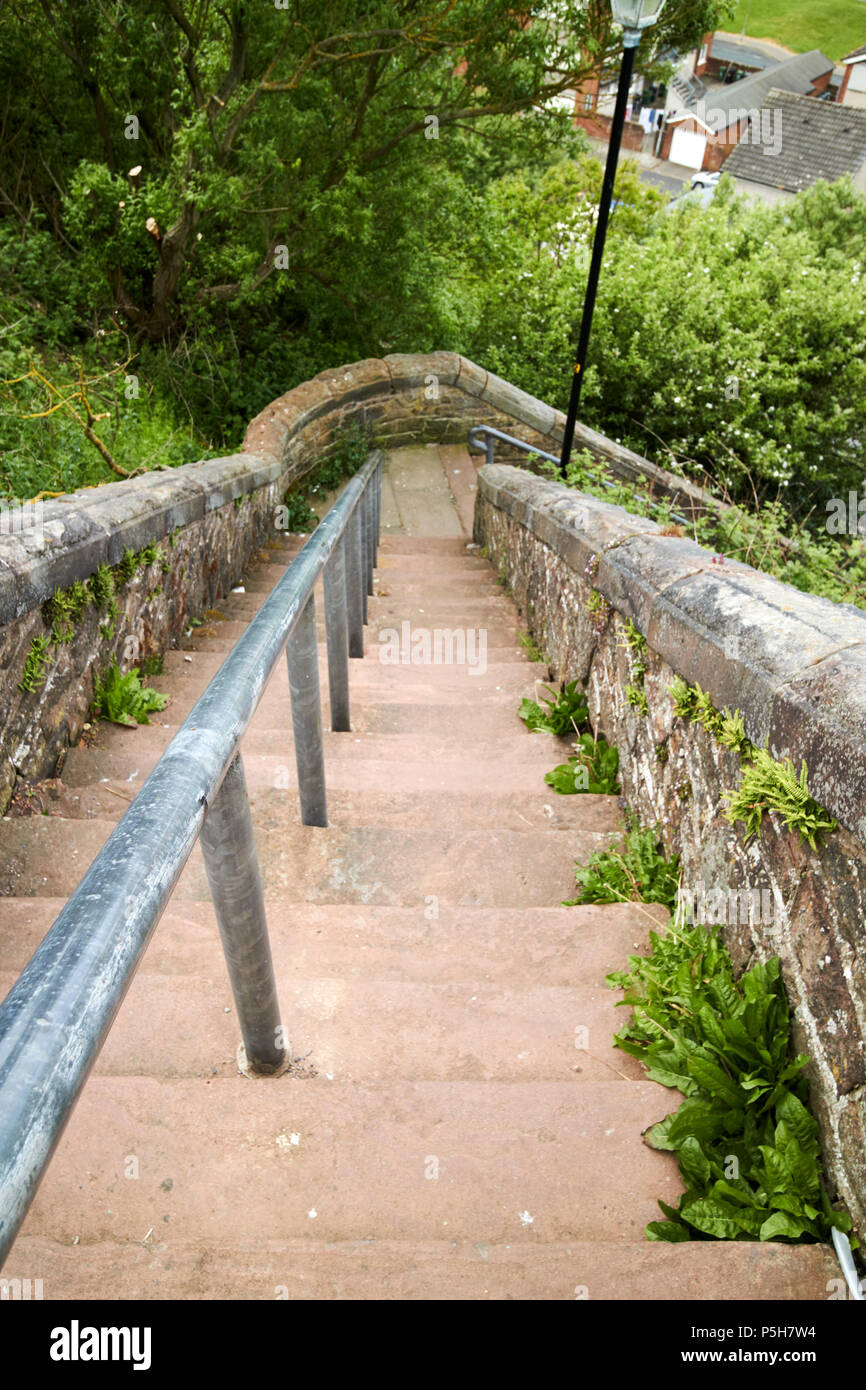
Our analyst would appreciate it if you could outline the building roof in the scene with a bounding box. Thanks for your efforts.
[842,44,866,65]
[708,37,774,71]
[723,88,866,192]
[697,50,834,133]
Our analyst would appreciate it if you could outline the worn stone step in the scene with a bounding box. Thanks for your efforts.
[153,689,543,739]
[13,1077,684,1246]
[0,968,645,1084]
[0,899,661,986]
[158,647,546,695]
[59,725,570,786]
[37,780,617,834]
[0,819,609,904]
[57,747,577,801]
[3,1233,838,1301]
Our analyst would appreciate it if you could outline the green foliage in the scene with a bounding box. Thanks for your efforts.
[668,676,836,847]
[626,683,649,716]
[41,580,90,645]
[92,661,169,727]
[18,635,52,694]
[717,707,754,760]
[279,423,375,534]
[518,681,589,737]
[88,564,116,611]
[608,918,855,1245]
[724,750,838,851]
[545,732,620,796]
[518,630,544,663]
[139,654,164,677]
[279,490,320,534]
[567,821,680,911]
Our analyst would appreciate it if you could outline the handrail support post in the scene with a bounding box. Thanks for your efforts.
[200,752,286,1076]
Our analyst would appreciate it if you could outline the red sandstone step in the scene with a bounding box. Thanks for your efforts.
[378,536,475,555]
[0,900,661,987]
[0,820,612,905]
[3,1233,838,1301]
[58,725,571,785]
[0,968,645,1084]
[157,651,550,702]
[41,781,618,835]
[13,1076,684,1245]
[56,748,579,799]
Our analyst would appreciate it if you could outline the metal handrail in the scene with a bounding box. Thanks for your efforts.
[467,425,691,528]
[0,451,382,1268]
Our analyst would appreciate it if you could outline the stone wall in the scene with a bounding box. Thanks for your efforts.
[474,462,866,1242]
[0,353,715,816]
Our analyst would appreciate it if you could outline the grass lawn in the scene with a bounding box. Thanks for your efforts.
[727,0,864,62]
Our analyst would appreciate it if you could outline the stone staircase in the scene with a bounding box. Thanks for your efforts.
[0,446,838,1299]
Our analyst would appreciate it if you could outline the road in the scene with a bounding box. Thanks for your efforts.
[639,167,688,196]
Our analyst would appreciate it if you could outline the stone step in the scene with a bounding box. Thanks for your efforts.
[57,747,578,799]
[0,820,609,905]
[14,1076,684,1246]
[59,725,568,777]
[0,899,661,986]
[0,969,645,1084]
[32,782,616,834]
[380,536,475,555]
[3,1233,838,1302]
[160,648,548,697]
[150,688,545,739]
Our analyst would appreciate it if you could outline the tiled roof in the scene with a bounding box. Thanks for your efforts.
[698,50,834,133]
[842,44,866,64]
[723,88,866,192]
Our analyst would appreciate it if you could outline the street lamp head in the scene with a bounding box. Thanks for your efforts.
[610,0,667,47]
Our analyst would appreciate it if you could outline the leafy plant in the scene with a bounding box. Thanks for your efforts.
[566,820,680,911]
[724,749,838,851]
[607,917,855,1246]
[279,489,320,533]
[88,563,116,612]
[545,731,620,795]
[41,579,89,644]
[518,629,544,663]
[92,661,169,727]
[626,683,649,716]
[518,681,589,737]
[18,634,52,693]
[717,707,754,760]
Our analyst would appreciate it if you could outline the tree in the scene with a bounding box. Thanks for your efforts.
[0,0,730,340]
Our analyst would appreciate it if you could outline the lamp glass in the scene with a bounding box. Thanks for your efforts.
[610,0,666,31]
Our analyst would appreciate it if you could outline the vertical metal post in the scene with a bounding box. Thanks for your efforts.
[560,39,637,476]
[358,502,368,624]
[200,752,285,1075]
[364,482,375,597]
[323,536,351,732]
[286,593,328,826]
[345,506,365,655]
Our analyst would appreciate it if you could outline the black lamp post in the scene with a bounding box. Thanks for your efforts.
[560,0,667,476]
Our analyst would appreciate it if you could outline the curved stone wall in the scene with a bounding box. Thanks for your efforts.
[0,353,711,813]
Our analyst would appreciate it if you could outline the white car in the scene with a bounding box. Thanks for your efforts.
[690,170,721,191]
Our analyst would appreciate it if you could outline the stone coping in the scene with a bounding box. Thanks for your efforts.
[477,463,866,846]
